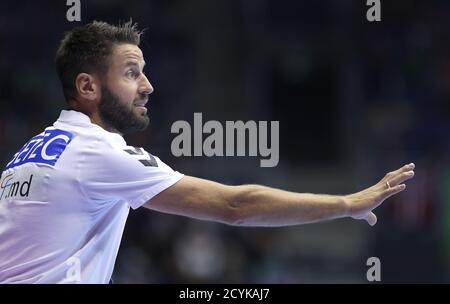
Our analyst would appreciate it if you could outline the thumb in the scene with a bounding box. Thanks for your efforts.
[366,212,377,226]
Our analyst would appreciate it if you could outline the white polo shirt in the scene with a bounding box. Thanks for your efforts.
[0,110,184,284]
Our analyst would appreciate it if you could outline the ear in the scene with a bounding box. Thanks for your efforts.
[74,73,100,102]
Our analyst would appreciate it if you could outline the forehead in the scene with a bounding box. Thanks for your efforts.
[110,43,144,64]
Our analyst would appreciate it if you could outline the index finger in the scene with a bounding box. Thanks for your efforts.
[388,163,415,177]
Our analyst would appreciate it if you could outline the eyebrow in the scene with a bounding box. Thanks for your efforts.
[124,61,146,69]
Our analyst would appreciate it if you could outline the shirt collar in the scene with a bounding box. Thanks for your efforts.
[55,110,125,140]
[57,110,93,125]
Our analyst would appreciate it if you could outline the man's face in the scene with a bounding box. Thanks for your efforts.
[98,43,153,134]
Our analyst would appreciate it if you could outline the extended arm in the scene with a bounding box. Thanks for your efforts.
[145,163,415,227]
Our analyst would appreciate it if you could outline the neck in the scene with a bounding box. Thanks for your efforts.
[67,100,123,135]
[89,112,123,135]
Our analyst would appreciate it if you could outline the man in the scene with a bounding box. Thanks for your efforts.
[0,21,415,284]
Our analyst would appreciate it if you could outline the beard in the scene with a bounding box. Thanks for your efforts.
[98,85,149,135]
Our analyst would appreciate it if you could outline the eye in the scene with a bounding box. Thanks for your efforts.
[126,69,139,79]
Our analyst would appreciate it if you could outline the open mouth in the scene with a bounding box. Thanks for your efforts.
[134,100,148,115]
[134,100,148,107]
[134,99,148,113]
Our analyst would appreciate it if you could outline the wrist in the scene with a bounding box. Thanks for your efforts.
[341,195,352,218]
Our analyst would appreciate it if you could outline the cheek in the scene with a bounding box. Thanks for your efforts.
[116,81,138,104]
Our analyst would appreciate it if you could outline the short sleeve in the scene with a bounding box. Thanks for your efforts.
[79,141,184,209]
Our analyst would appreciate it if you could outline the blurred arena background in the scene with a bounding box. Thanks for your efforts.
[0,0,449,283]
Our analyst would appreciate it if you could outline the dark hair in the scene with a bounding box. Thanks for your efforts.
[55,20,143,102]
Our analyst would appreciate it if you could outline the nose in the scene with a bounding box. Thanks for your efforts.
[139,73,154,96]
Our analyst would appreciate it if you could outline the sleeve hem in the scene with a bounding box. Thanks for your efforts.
[128,172,184,210]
